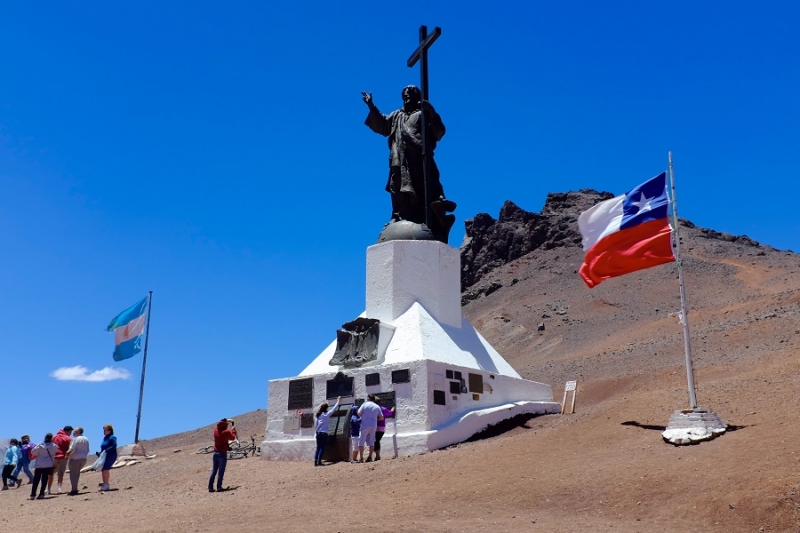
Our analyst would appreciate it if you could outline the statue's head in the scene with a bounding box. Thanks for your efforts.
[402,85,421,110]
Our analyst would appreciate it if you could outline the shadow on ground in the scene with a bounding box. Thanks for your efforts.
[463,413,538,443]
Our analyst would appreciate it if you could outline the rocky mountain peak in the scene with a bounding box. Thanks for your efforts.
[460,189,772,291]
[461,190,613,289]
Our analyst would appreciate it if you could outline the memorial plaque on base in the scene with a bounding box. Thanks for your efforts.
[433,390,446,405]
[365,372,381,386]
[374,391,396,410]
[392,369,411,384]
[327,372,355,399]
[287,378,313,410]
[468,373,483,393]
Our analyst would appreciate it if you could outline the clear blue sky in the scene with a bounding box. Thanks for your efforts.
[2,1,798,446]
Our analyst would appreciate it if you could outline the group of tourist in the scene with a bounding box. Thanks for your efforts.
[313,394,395,466]
[1,424,118,500]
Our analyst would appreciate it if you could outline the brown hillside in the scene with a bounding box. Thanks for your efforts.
[3,197,799,532]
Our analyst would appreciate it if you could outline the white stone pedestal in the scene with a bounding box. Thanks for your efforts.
[262,240,560,461]
[662,407,726,445]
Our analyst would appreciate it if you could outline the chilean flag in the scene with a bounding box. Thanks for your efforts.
[578,172,675,288]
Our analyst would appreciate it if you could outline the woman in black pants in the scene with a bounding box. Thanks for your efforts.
[30,433,58,500]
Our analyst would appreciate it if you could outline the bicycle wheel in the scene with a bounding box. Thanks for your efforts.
[195,445,214,454]
[227,449,247,460]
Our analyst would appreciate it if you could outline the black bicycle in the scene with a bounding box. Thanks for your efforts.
[227,436,260,459]
[195,437,245,455]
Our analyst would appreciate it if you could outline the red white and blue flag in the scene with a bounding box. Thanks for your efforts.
[578,172,675,288]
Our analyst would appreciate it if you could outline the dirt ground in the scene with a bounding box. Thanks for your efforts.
[2,226,799,532]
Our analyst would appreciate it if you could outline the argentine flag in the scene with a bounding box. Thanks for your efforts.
[107,296,149,361]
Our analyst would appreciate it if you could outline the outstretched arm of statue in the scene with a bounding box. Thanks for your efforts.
[361,91,377,111]
[363,91,392,136]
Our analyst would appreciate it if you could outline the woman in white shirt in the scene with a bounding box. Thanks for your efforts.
[30,433,59,500]
[313,396,340,466]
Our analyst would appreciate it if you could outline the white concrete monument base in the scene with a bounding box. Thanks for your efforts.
[662,407,726,445]
[262,240,560,461]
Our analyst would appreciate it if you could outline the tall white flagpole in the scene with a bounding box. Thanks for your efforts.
[662,152,725,445]
[667,152,698,409]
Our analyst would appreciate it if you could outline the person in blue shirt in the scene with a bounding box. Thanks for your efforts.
[313,396,340,466]
[2,438,21,489]
[349,405,362,463]
[12,435,34,486]
[99,424,117,491]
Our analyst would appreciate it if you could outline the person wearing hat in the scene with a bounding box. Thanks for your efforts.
[208,418,237,492]
[356,394,384,463]
[349,405,362,463]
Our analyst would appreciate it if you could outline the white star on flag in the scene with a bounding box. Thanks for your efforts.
[630,192,655,214]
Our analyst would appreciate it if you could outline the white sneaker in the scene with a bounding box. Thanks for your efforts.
[44,488,50,495]
[100,483,109,491]
[57,486,63,494]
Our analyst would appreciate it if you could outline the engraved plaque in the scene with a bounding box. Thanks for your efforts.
[326,372,354,399]
[454,371,463,380]
[446,370,454,379]
[374,391,396,410]
[287,378,313,410]
[365,373,381,387]
[433,390,446,405]
[391,369,411,384]
[472,394,480,401]
[300,413,314,428]
[468,373,483,393]
[283,414,300,432]
[450,381,461,394]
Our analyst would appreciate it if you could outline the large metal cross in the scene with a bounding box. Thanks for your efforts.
[406,25,441,231]
[407,25,441,101]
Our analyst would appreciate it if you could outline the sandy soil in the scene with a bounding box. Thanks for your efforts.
[2,225,799,532]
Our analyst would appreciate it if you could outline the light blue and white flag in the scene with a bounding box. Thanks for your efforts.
[107,296,149,362]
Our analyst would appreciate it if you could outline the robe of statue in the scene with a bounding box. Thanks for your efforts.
[364,103,447,228]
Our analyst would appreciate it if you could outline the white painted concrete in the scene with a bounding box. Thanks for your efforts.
[263,240,558,461]
[366,240,461,328]
[264,359,559,461]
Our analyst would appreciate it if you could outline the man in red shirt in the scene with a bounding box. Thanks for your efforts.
[208,418,237,493]
[49,425,73,495]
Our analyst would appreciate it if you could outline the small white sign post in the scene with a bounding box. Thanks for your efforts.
[561,380,577,415]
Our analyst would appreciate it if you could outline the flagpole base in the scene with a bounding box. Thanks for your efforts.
[662,407,726,445]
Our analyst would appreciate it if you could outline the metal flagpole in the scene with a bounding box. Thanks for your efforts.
[134,290,153,443]
[667,152,698,409]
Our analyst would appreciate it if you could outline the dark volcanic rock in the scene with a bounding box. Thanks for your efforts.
[460,190,613,289]
[460,189,774,290]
